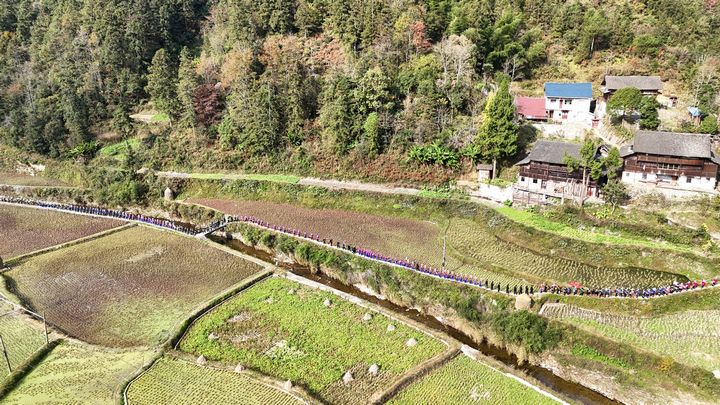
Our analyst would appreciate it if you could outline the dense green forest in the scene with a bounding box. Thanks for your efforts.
[1,0,720,182]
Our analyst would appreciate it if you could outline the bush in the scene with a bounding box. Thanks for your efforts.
[491,310,561,354]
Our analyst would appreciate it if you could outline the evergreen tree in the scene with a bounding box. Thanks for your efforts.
[639,97,660,130]
[607,87,642,123]
[470,79,518,178]
[700,115,719,134]
[145,48,177,117]
[176,47,198,128]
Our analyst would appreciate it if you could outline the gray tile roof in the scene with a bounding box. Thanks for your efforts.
[603,75,663,91]
[517,140,582,165]
[629,131,712,158]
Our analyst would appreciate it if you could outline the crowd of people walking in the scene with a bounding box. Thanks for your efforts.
[2,195,719,300]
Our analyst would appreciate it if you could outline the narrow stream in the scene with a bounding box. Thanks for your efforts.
[210,235,618,405]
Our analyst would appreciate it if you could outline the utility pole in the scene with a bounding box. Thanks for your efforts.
[442,234,447,273]
[0,334,11,374]
[43,312,49,345]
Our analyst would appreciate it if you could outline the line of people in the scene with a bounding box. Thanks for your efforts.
[0,196,197,235]
[4,196,719,299]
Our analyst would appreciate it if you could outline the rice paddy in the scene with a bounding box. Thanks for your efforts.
[2,226,265,347]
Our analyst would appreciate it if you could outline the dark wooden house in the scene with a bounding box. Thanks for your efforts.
[514,140,601,204]
[620,131,720,192]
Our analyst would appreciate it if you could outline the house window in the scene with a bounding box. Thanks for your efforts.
[520,177,525,182]
[686,177,692,183]
[564,99,573,105]
[642,173,647,180]
[550,98,558,103]
[532,179,538,184]
[658,163,680,170]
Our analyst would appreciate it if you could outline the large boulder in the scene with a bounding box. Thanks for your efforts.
[387,324,396,332]
[515,294,533,310]
[362,312,373,322]
[163,187,174,201]
[234,364,245,373]
[405,338,417,347]
[283,380,293,390]
[342,371,354,384]
[196,355,207,366]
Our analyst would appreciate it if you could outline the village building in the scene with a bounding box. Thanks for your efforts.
[514,140,602,204]
[544,83,594,124]
[620,131,720,192]
[601,75,663,100]
[515,96,547,121]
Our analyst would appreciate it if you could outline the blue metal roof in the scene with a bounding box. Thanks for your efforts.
[544,82,593,98]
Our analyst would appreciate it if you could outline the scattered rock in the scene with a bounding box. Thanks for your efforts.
[265,297,274,304]
[515,294,533,311]
[196,355,207,366]
[387,324,396,332]
[713,369,720,379]
[342,371,354,384]
[234,364,245,373]
[362,312,373,322]
[208,332,219,341]
[405,338,417,347]
[368,364,379,376]
[163,187,174,201]
[323,298,332,307]
[283,380,293,391]
[287,288,296,295]
[229,314,250,323]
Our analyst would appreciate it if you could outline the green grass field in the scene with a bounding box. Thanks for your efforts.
[127,356,305,405]
[99,138,141,158]
[497,207,698,254]
[0,342,150,404]
[0,302,47,378]
[388,354,560,405]
[179,277,446,404]
[3,226,264,347]
[544,304,720,372]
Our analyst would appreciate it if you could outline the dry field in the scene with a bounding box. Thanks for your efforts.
[2,226,264,347]
[189,198,444,266]
[0,204,123,259]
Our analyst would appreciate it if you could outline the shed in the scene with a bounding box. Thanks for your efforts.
[477,163,494,181]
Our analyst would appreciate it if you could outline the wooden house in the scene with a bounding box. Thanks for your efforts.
[620,131,720,192]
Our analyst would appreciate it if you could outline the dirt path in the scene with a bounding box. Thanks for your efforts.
[153,170,500,206]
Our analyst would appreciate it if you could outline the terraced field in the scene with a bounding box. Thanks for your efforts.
[543,304,720,373]
[2,226,264,347]
[193,198,685,289]
[447,219,685,288]
[0,204,123,259]
[127,356,306,404]
[0,342,150,404]
[0,302,47,378]
[388,354,560,405]
[179,277,446,404]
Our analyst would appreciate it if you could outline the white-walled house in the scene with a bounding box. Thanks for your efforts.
[544,82,594,124]
[620,131,720,193]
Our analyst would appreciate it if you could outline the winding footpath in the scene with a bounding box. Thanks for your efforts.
[2,196,718,300]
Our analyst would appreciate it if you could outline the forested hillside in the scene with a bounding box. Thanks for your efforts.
[1,0,720,182]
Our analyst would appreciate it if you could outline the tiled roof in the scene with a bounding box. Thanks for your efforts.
[602,76,663,91]
[517,140,582,165]
[630,131,712,158]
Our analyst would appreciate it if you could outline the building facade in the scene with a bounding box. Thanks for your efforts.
[544,82,594,124]
[514,140,601,204]
[621,131,720,192]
